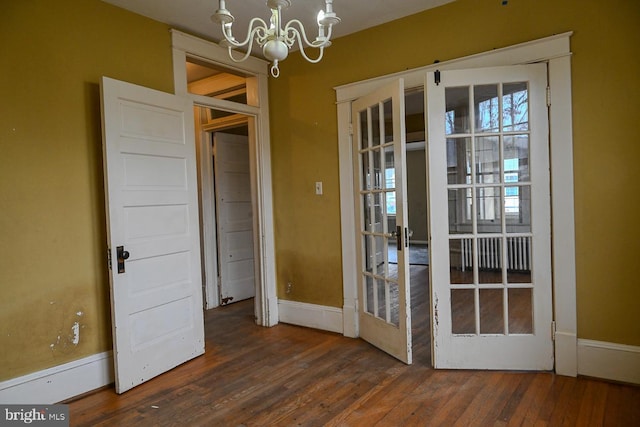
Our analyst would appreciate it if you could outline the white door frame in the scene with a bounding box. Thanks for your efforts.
[335,32,577,376]
[171,30,278,327]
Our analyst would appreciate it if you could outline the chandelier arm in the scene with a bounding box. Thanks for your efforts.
[283,19,331,49]
[225,28,264,63]
[220,17,270,48]
[287,27,326,64]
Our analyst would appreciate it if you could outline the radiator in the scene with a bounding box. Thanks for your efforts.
[461,236,531,272]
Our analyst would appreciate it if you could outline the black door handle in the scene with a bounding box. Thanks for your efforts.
[116,246,130,274]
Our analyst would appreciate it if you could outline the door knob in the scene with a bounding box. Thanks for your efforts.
[116,246,130,274]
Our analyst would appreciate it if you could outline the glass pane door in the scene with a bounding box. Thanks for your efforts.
[428,64,553,370]
[353,79,412,364]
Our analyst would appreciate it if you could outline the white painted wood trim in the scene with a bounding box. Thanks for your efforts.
[0,352,113,404]
[196,108,220,309]
[334,32,574,102]
[336,32,577,374]
[337,101,358,338]
[278,300,344,334]
[170,30,267,80]
[548,54,578,377]
[171,30,278,327]
[578,340,640,385]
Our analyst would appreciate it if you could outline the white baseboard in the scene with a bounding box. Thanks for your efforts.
[278,300,343,334]
[577,339,640,385]
[0,351,113,404]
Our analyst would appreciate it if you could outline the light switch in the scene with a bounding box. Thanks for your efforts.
[315,181,323,195]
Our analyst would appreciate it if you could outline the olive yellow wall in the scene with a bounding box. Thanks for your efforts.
[1,0,638,386]
[270,0,640,346]
[0,0,173,381]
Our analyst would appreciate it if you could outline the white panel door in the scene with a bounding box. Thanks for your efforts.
[101,77,204,393]
[427,64,553,369]
[214,132,255,304]
[352,79,412,364]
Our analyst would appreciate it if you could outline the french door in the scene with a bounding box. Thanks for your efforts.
[352,79,412,364]
[427,64,553,369]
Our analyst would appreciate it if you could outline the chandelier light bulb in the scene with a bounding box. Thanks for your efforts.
[212,0,340,78]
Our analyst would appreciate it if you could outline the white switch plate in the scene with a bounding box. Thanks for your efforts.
[315,181,323,195]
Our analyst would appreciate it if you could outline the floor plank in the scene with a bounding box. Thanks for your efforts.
[67,266,640,426]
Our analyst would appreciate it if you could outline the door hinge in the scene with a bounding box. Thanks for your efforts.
[546,86,551,107]
[348,123,354,135]
[551,320,557,341]
[107,247,112,270]
[434,69,441,86]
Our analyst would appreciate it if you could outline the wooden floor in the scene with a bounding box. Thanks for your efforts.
[68,266,640,426]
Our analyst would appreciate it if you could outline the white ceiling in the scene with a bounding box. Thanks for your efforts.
[101,0,455,47]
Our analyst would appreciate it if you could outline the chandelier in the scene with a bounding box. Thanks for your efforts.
[211,0,340,77]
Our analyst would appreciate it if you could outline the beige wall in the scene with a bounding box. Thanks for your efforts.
[0,0,173,381]
[1,0,639,385]
[270,0,640,346]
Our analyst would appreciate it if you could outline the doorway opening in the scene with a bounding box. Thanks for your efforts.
[197,109,256,308]
[185,56,260,312]
[402,87,432,366]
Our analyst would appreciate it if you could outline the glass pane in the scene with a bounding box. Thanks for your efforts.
[476,186,501,231]
[505,185,531,233]
[478,237,502,284]
[383,99,393,143]
[387,218,398,266]
[479,289,504,334]
[386,191,396,216]
[384,146,395,188]
[361,151,370,190]
[374,235,384,272]
[363,194,372,232]
[508,288,533,334]
[451,289,475,334]
[373,149,382,189]
[372,104,381,146]
[376,278,387,320]
[365,275,374,315]
[373,192,383,232]
[359,110,369,150]
[475,136,500,184]
[445,86,470,134]
[448,188,472,234]
[186,57,250,105]
[504,135,530,182]
[506,237,532,283]
[449,239,473,284]
[446,138,472,185]
[503,82,529,131]
[389,281,399,326]
[474,84,499,133]
[364,235,373,273]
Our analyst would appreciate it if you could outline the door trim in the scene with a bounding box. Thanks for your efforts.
[335,32,577,375]
[171,30,278,327]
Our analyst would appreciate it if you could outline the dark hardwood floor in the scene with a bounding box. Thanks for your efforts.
[68,266,640,426]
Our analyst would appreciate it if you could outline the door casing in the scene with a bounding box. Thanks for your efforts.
[335,32,577,376]
[171,30,278,327]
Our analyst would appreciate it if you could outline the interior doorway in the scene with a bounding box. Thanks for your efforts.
[403,87,432,366]
[194,104,260,310]
[198,113,257,307]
